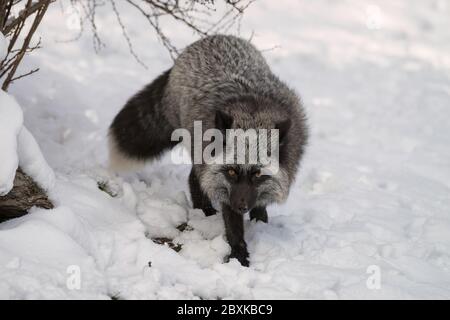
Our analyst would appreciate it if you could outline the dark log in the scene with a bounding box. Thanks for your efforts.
[0,168,53,223]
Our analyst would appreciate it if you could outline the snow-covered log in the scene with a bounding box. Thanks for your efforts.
[0,168,53,222]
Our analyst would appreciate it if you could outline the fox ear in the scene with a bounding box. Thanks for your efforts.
[275,119,291,145]
[215,110,234,131]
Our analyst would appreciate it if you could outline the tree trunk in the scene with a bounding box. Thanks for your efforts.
[0,168,53,223]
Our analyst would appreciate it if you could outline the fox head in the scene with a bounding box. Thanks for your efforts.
[199,105,292,214]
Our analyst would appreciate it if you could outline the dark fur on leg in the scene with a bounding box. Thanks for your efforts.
[250,207,268,223]
[109,69,177,162]
[222,204,249,267]
[189,168,217,216]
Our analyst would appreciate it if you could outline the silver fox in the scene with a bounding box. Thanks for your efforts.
[109,35,308,266]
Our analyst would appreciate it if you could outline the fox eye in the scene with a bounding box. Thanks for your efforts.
[254,170,262,178]
[228,169,237,176]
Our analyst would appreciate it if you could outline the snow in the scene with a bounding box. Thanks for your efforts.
[0,33,7,60]
[0,91,23,195]
[1,0,450,299]
[17,126,55,191]
[0,90,54,195]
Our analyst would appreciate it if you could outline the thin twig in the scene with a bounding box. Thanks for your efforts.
[9,67,40,82]
[110,0,147,68]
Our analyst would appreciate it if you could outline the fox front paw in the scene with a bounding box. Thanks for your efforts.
[227,245,250,267]
[202,206,217,216]
[250,207,268,223]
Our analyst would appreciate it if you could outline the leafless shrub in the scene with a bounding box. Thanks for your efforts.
[0,0,53,91]
[69,0,255,63]
[0,0,254,89]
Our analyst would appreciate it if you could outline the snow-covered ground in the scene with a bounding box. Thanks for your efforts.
[1,0,450,299]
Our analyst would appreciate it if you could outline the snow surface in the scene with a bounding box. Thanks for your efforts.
[0,91,23,195]
[1,0,450,299]
[17,126,55,191]
[0,90,55,195]
[0,33,7,60]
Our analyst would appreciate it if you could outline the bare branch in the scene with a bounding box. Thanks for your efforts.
[3,0,55,34]
[9,67,39,82]
[1,0,254,90]
[1,0,52,91]
[109,0,147,68]
[70,0,255,62]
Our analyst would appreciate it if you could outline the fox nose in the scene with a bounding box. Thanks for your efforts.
[230,182,256,214]
[238,205,248,213]
[236,199,248,214]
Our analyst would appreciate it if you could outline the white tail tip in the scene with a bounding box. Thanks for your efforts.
[108,134,145,172]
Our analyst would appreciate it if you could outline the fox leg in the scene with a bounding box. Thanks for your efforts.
[222,204,249,267]
[250,206,268,223]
